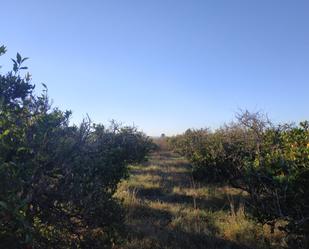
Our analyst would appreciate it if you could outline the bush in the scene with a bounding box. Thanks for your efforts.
[0,49,153,248]
[168,111,309,248]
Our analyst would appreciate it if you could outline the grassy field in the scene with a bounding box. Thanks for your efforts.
[115,150,285,249]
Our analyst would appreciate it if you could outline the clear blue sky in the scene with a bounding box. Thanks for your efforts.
[1,0,309,136]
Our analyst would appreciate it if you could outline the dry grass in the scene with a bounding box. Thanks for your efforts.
[115,150,286,249]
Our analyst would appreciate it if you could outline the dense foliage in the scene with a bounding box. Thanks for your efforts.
[168,111,309,248]
[0,48,153,248]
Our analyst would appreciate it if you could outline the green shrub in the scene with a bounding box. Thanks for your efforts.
[0,48,153,248]
[168,111,309,248]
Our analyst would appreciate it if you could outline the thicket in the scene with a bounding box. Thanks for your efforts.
[168,111,309,248]
[0,46,154,248]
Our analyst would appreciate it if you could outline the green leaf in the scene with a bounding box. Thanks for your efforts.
[21,57,29,63]
[0,129,10,138]
[0,45,6,56]
[17,147,28,153]
[13,63,18,72]
[17,52,22,64]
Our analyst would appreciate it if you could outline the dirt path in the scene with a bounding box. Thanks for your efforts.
[116,150,272,249]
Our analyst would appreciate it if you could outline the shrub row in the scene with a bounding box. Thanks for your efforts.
[0,49,154,248]
[168,111,309,248]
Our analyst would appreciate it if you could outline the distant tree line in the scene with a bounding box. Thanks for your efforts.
[0,46,154,248]
[168,111,309,248]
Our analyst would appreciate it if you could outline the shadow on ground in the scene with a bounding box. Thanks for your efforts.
[117,150,258,249]
[122,205,251,249]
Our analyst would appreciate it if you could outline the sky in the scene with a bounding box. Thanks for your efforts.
[1,0,309,136]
